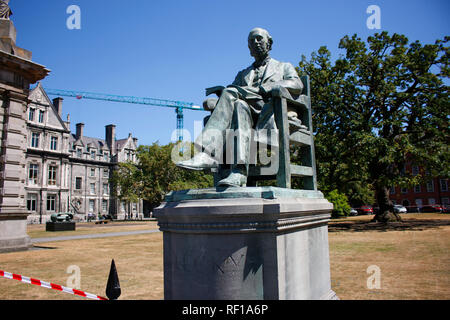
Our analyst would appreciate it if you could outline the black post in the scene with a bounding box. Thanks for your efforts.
[106,259,121,300]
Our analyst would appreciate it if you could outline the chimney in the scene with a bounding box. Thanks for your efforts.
[52,97,63,117]
[76,123,84,140]
[64,114,71,131]
[106,124,116,155]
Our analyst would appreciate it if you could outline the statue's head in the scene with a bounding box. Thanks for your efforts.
[248,28,273,59]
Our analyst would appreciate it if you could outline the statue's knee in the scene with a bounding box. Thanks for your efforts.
[235,101,251,114]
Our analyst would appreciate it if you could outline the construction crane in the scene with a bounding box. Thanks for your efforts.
[43,88,203,141]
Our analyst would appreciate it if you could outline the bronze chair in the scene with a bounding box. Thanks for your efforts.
[203,75,317,190]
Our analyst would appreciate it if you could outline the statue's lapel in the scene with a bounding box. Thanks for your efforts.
[262,58,277,83]
[243,67,254,86]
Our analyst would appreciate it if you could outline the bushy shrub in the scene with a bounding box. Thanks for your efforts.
[326,189,351,218]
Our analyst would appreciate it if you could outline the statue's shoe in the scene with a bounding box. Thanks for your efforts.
[176,152,218,171]
[217,172,247,187]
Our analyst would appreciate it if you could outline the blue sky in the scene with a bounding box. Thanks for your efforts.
[10,0,449,145]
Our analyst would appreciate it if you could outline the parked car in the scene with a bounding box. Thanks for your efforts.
[442,205,450,214]
[421,205,443,213]
[393,205,407,214]
[406,206,420,213]
[358,206,374,215]
[349,208,358,216]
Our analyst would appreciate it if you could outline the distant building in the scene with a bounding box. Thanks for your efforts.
[389,163,449,208]
[25,83,142,223]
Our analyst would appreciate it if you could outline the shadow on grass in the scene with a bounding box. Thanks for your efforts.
[328,218,450,233]
[30,245,58,251]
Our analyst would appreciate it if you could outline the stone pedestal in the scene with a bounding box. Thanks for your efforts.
[0,219,31,252]
[154,187,338,300]
[46,221,76,232]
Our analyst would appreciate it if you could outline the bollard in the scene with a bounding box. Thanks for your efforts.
[106,259,121,300]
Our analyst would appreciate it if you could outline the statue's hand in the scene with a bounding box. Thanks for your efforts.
[205,86,225,97]
[259,84,273,101]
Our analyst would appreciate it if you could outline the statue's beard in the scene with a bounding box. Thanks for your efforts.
[250,46,269,60]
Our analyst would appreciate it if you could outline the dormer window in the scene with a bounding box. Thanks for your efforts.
[28,108,35,121]
[76,148,82,158]
[90,150,96,159]
[38,110,45,123]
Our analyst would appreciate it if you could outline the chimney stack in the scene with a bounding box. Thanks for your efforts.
[64,114,70,131]
[106,124,116,155]
[76,123,84,140]
[52,97,63,117]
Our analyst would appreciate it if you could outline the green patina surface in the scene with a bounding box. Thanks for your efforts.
[164,186,324,202]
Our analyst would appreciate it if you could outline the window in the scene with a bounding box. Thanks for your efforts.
[401,187,408,194]
[103,169,109,178]
[103,183,108,195]
[440,179,448,192]
[390,186,395,194]
[31,132,40,148]
[412,166,419,176]
[28,108,35,121]
[48,165,57,186]
[90,150,96,159]
[75,177,82,190]
[103,152,109,161]
[27,194,37,211]
[90,168,95,177]
[89,200,95,213]
[90,183,95,194]
[102,200,108,212]
[38,110,44,123]
[50,136,58,151]
[76,148,82,158]
[400,166,406,176]
[402,199,410,207]
[28,164,38,184]
[442,198,449,205]
[415,199,423,208]
[47,195,56,211]
[414,185,421,193]
[428,198,436,205]
[426,180,434,192]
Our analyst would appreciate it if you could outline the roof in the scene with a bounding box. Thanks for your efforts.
[70,134,109,151]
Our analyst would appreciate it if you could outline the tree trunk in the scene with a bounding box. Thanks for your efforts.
[372,185,402,222]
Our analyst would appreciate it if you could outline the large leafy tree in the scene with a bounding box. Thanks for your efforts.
[111,143,213,211]
[298,32,449,222]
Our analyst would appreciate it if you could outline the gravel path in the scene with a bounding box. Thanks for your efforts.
[31,229,160,244]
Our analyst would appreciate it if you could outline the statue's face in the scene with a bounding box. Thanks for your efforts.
[248,29,271,59]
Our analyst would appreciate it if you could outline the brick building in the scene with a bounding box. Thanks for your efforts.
[389,163,449,208]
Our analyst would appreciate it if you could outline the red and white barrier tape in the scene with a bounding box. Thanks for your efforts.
[0,269,108,300]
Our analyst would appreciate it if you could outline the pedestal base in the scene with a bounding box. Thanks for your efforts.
[154,187,338,300]
[46,221,76,232]
[0,219,32,253]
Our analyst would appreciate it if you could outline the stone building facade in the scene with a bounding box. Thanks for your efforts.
[0,16,49,251]
[25,83,142,224]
